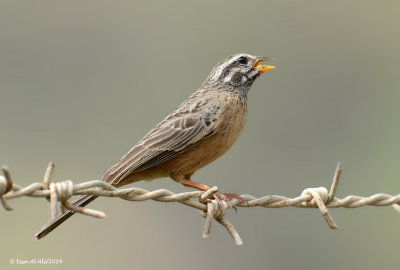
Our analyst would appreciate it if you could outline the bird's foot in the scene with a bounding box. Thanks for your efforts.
[175,178,246,210]
[223,193,248,206]
[213,193,248,211]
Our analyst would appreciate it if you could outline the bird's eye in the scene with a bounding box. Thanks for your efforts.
[237,56,247,64]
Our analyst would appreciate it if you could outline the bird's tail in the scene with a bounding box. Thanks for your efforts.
[34,195,97,240]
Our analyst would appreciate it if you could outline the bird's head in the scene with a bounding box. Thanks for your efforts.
[204,53,275,91]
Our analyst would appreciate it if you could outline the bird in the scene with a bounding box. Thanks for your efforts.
[34,53,275,239]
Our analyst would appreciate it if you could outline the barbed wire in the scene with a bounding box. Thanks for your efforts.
[1,162,399,245]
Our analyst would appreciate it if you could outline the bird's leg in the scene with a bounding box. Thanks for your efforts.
[175,179,247,208]
[176,178,213,191]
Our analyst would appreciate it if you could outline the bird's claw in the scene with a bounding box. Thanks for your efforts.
[226,193,249,207]
[212,192,247,212]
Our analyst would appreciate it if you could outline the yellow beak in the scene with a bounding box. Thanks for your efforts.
[253,57,276,74]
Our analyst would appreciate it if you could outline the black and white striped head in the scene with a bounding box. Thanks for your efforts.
[204,53,275,90]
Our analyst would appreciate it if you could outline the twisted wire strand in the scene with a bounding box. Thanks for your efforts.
[1,163,399,245]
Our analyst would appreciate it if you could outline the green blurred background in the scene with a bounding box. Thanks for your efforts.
[1,0,400,269]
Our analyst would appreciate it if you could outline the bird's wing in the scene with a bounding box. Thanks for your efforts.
[102,94,221,184]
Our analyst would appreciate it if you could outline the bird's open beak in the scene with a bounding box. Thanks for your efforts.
[253,57,276,74]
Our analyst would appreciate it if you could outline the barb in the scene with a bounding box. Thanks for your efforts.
[1,162,399,245]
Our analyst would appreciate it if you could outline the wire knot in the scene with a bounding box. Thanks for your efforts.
[300,187,338,229]
[197,186,241,243]
[200,199,236,241]
[301,187,329,206]
[0,175,10,196]
[200,200,229,220]
[199,186,219,204]
[198,186,230,220]
[0,166,14,210]
[50,180,74,201]
[49,180,74,218]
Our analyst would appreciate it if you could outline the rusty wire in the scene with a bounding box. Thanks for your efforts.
[1,162,399,245]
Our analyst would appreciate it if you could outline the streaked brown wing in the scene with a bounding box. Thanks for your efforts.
[101,96,220,184]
